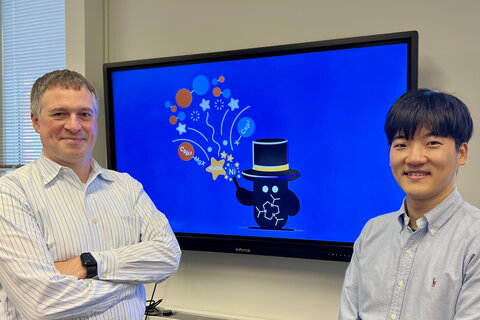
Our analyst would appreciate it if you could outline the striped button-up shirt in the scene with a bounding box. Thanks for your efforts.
[339,189,480,320]
[0,155,181,319]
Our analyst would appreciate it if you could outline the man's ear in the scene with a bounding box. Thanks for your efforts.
[458,142,468,166]
[31,113,40,133]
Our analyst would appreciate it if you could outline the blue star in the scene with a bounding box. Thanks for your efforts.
[199,99,210,111]
[228,98,239,111]
[176,122,187,135]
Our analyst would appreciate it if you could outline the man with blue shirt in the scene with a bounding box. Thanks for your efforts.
[0,69,181,319]
[339,89,480,319]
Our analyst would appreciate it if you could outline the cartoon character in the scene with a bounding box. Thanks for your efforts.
[234,138,301,229]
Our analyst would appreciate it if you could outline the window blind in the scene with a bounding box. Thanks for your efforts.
[1,0,65,166]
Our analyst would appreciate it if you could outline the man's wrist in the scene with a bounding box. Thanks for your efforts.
[80,252,98,279]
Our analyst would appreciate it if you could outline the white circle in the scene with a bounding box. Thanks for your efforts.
[262,185,269,193]
[272,186,279,193]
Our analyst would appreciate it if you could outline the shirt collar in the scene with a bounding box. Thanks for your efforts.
[396,188,463,235]
[36,154,115,186]
[397,203,408,230]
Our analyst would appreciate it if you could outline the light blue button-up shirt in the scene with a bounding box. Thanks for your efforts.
[339,189,480,320]
[0,155,181,319]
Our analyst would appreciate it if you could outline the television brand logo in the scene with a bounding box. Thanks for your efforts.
[235,247,251,253]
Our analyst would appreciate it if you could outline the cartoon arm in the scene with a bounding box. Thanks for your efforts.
[285,189,300,216]
[233,177,254,206]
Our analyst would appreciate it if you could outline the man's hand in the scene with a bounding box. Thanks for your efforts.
[54,256,87,279]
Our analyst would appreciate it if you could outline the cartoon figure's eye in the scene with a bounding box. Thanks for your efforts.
[272,186,279,193]
[262,185,269,193]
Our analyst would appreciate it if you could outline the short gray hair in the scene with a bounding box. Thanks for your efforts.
[30,69,98,117]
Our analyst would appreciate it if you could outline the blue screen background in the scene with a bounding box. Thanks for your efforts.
[110,43,407,243]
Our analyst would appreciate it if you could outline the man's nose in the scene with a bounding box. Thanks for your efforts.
[64,115,81,132]
[405,145,427,165]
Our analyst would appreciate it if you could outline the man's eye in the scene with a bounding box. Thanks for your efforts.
[79,112,93,119]
[392,143,406,149]
[427,141,441,146]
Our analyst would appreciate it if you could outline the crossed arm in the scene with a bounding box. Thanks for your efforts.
[0,179,181,319]
[54,256,87,279]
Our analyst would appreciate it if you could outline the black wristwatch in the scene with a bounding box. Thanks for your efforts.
[80,252,98,279]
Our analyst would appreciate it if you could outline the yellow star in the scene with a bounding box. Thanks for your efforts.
[205,157,226,181]
[220,151,227,159]
[227,154,234,162]
[235,162,240,168]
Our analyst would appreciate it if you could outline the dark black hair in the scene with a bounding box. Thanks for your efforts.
[384,89,473,148]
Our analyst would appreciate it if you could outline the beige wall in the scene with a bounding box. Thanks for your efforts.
[66,0,106,164]
[67,1,480,319]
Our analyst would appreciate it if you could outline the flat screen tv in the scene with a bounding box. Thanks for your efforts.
[104,31,418,261]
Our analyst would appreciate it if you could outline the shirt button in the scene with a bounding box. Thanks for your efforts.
[429,228,436,234]
[92,218,98,224]
[405,248,413,255]
[398,280,405,286]
[102,272,107,278]
[391,314,397,319]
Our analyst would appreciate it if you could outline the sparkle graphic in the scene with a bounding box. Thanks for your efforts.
[199,99,210,111]
[190,110,200,121]
[167,74,255,183]
[228,98,239,111]
[224,161,241,182]
[205,157,226,181]
[176,122,187,135]
[214,99,225,111]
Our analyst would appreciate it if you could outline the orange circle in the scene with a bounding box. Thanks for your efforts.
[178,142,194,161]
[213,87,221,97]
[218,76,225,83]
[170,105,177,112]
[169,115,177,125]
[176,88,192,108]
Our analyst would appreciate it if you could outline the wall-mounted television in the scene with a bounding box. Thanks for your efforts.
[104,31,418,261]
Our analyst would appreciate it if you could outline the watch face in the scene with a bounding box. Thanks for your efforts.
[81,253,97,266]
[81,253,98,279]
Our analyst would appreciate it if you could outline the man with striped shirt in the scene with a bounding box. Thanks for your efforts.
[0,69,181,319]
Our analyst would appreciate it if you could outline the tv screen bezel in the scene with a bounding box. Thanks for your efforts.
[103,31,418,261]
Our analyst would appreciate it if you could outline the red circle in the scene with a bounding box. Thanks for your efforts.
[178,142,194,161]
[213,87,221,97]
[176,88,192,108]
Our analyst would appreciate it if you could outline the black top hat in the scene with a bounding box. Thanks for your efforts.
[242,138,300,181]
